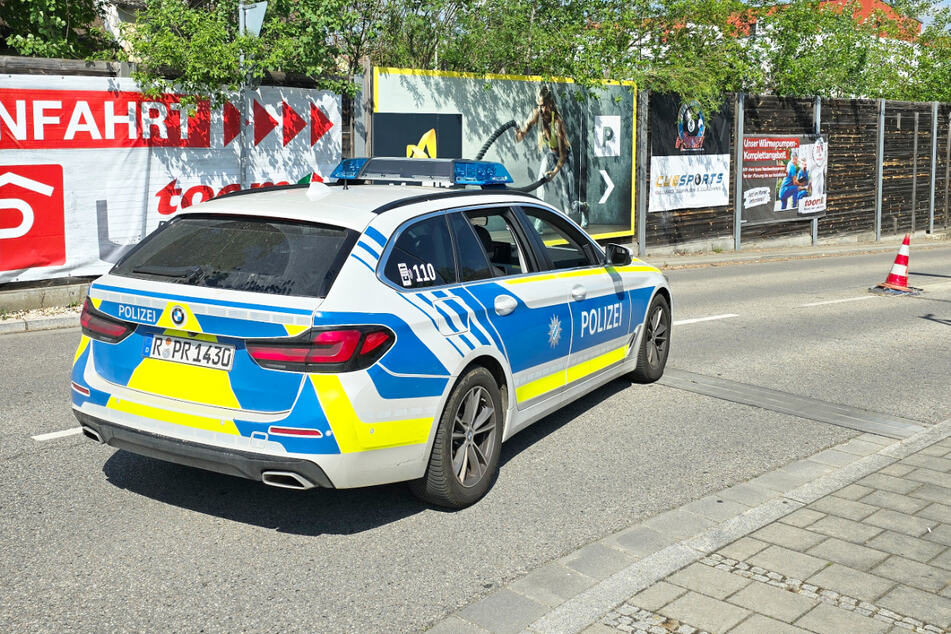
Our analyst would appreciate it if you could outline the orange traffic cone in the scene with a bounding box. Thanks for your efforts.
[875,234,918,293]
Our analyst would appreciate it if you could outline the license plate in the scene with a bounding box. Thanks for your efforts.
[148,335,235,371]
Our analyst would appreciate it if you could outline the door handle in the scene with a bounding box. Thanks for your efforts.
[570,285,587,301]
[494,295,517,316]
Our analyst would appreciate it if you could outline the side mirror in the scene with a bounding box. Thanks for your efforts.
[605,243,633,266]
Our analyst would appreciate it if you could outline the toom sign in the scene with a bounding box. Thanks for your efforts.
[0,74,341,283]
[0,164,65,271]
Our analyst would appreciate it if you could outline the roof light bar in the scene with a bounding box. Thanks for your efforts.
[330,158,370,180]
[328,158,513,187]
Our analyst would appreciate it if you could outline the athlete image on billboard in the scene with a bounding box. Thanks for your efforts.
[514,85,585,227]
[372,67,636,239]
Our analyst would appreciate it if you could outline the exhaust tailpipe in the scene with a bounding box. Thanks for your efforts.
[261,470,316,490]
[81,426,104,443]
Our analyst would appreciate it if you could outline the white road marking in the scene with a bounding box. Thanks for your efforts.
[673,314,738,326]
[798,296,875,308]
[32,427,82,442]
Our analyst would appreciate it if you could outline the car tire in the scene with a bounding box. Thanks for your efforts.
[630,294,671,384]
[410,366,503,508]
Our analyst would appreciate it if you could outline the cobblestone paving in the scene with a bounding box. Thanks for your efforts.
[601,436,951,634]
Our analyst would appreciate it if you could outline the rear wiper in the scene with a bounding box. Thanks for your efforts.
[131,264,200,279]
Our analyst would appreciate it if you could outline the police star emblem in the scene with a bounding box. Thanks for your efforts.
[548,315,562,348]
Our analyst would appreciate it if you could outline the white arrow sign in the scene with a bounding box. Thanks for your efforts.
[598,169,614,204]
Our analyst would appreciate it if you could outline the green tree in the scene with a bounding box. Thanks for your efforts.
[125,0,357,104]
[2,0,117,58]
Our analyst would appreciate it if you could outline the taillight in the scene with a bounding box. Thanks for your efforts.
[246,327,394,373]
[80,298,135,343]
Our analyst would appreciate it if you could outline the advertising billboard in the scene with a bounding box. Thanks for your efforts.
[741,134,828,225]
[648,94,733,212]
[0,74,341,283]
[373,67,636,239]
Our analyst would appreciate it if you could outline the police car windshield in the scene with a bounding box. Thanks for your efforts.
[112,214,357,299]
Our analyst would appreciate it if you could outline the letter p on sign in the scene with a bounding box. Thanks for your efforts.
[0,164,66,271]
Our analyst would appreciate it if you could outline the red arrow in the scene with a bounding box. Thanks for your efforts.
[310,103,334,146]
[282,100,307,146]
[253,100,279,145]
[223,101,241,147]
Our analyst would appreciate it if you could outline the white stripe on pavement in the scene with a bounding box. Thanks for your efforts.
[798,296,875,308]
[672,314,738,326]
[32,427,83,442]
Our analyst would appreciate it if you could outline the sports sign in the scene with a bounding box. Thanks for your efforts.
[741,134,828,225]
[648,94,733,212]
[0,74,341,282]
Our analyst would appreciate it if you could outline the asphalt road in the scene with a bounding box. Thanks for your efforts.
[2,244,949,632]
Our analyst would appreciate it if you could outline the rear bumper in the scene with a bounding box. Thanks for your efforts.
[73,410,334,488]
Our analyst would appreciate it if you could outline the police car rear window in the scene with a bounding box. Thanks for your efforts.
[112,215,357,298]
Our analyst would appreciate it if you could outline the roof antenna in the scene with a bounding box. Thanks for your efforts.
[306,179,332,202]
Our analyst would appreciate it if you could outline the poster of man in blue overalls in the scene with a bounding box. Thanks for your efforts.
[741,134,828,225]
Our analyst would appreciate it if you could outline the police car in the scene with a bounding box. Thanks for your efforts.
[71,158,671,508]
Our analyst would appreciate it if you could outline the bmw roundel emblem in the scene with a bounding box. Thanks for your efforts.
[170,306,186,326]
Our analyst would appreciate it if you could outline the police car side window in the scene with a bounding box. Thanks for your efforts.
[448,213,494,282]
[520,208,593,270]
[383,215,457,289]
[465,209,529,276]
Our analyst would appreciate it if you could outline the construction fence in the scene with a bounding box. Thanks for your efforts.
[641,93,951,254]
[1,56,949,285]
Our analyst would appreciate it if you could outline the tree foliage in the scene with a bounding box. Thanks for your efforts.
[4,0,950,104]
[1,0,117,58]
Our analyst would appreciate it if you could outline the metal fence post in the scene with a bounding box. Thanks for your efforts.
[813,96,821,245]
[875,99,885,241]
[945,112,950,230]
[929,102,938,234]
[637,90,649,257]
[912,112,919,234]
[734,93,745,250]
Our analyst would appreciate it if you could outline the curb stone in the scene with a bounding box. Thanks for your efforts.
[0,313,80,335]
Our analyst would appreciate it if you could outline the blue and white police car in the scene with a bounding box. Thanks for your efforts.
[71,158,671,507]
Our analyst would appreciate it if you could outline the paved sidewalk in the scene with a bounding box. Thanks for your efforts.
[428,420,951,634]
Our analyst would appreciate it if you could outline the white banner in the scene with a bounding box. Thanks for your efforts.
[0,74,342,283]
[648,154,731,212]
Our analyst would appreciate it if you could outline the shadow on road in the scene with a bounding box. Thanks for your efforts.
[910,271,951,279]
[921,313,951,326]
[100,377,636,534]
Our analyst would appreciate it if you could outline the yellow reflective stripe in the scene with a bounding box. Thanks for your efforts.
[161,329,217,342]
[516,344,629,404]
[515,369,567,403]
[310,375,433,453]
[610,264,662,274]
[107,397,239,435]
[73,335,90,365]
[566,345,628,383]
[504,265,659,286]
[283,324,309,336]
[126,358,241,409]
[504,273,559,285]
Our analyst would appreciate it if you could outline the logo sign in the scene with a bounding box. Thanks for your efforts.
[170,306,186,326]
[0,164,65,271]
[675,100,706,151]
[594,115,621,157]
[812,137,826,168]
[371,113,463,159]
